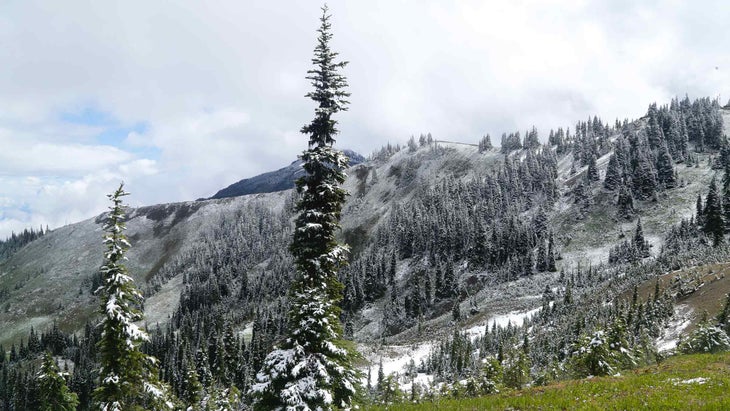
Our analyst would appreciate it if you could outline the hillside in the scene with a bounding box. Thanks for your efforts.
[364,352,730,410]
[1,97,729,409]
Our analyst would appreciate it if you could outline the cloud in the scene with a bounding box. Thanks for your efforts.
[0,0,729,238]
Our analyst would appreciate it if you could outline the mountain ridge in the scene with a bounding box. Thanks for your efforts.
[207,148,365,199]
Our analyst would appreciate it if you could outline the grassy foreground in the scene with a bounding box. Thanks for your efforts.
[364,352,730,410]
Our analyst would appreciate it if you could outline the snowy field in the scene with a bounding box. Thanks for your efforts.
[360,305,542,389]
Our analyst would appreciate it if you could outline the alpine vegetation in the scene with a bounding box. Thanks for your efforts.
[94,184,173,411]
[251,5,359,410]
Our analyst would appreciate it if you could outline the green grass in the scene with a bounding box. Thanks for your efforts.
[364,352,730,410]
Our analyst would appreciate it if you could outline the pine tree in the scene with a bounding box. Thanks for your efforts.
[94,184,173,411]
[251,6,359,410]
[38,352,78,411]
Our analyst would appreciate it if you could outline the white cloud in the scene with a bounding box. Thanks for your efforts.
[0,0,729,238]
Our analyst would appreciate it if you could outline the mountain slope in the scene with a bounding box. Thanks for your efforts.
[1,101,728,406]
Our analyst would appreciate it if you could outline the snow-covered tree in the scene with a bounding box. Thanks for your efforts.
[94,184,173,411]
[38,352,78,411]
[703,177,724,246]
[603,154,622,191]
[251,5,359,410]
[678,322,730,354]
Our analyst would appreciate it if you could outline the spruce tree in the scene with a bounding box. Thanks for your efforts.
[704,177,725,246]
[251,5,359,410]
[655,142,676,189]
[38,352,78,411]
[603,154,622,191]
[94,184,173,411]
[616,185,635,220]
[586,154,599,182]
[632,218,650,258]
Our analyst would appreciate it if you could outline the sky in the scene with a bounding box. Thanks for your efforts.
[1,0,729,238]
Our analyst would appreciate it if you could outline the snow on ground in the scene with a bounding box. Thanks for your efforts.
[562,245,612,267]
[668,377,709,385]
[359,341,434,387]
[239,321,254,344]
[359,305,543,391]
[656,304,693,352]
[465,306,542,339]
[144,273,183,326]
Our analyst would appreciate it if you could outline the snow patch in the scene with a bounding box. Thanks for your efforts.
[359,342,433,387]
[655,304,693,352]
[466,306,542,339]
[668,377,709,385]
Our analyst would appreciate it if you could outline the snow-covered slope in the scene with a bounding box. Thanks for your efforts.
[1,107,727,384]
[0,191,291,345]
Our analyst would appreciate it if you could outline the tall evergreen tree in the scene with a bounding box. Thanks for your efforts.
[655,142,676,189]
[586,154,599,182]
[616,185,635,220]
[251,6,359,410]
[603,154,622,191]
[633,218,650,258]
[94,184,173,411]
[703,177,725,246]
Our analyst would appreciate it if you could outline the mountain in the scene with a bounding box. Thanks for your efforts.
[2,97,729,408]
[208,148,364,199]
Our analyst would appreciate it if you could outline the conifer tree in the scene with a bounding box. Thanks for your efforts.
[38,352,78,411]
[251,5,359,410]
[655,142,676,189]
[478,134,493,153]
[586,154,599,182]
[603,154,622,191]
[633,218,650,258]
[94,184,173,411]
[703,177,725,246]
[616,185,635,220]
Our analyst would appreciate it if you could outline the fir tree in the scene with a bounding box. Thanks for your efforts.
[586,154,599,182]
[603,154,622,191]
[632,150,658,201]
[703,177,724,246]
[478,134,493,153]
[655,142,676,189]
[94,184,173,411]
[633,218,650,258]
[616,185,635,220]
[696,193,704,225]
[38,352,78,411]
[251,6,359,410]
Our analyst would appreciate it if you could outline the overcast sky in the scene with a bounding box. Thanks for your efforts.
[1,0,728,238]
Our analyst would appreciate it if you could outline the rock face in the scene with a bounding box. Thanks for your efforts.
[208,149,364,199]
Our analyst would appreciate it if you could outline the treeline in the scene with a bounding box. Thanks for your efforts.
[0,226,47,261]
